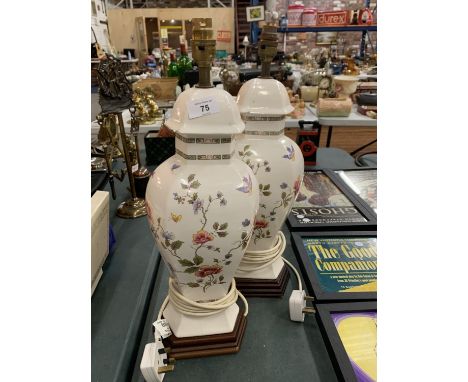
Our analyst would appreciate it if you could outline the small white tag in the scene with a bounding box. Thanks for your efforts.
[187,97,220,119]
[153,319,172,339]
[132,164,139,173]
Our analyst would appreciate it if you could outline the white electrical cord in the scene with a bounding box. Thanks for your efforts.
[237,231,286,272]
[237,231,303,291]
[282,257,302,292]
[157,277,248,320]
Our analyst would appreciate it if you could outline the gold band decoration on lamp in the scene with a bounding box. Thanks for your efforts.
[234,25,305,296]
[145,18,259,360]
[95,54,147,219]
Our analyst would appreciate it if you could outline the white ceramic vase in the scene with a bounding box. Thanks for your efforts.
[333,75,359,98]
[145,87,259,337]
[234,78,304,279]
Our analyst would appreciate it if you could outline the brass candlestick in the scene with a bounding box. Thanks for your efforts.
[115,111,147,218]
[129,106,151,200]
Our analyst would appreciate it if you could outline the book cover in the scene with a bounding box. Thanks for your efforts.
[332,311,377,382]
[291,171,368,226]
[302,236,377,294]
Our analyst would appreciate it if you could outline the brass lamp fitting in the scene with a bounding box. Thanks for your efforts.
[259,25,279,79]
[191,18,216,88]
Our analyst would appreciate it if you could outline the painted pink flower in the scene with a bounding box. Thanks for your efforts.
[294,177,301,195]
[192,230,214,245]
[255,219,269,229]
[195,265,223,278]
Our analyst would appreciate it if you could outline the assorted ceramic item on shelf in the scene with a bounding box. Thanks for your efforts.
[333,75,359,98]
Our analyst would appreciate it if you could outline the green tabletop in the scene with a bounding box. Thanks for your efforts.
[92,148,359,382]
[131,229,338,382]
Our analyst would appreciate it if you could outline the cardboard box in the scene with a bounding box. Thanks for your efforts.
[91,191,109,295]
[317,11,348,26]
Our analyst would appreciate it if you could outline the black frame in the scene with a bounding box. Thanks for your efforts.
[291,231,377,302]
[287,168,376,231]
[328,168,377,219]
[315,301,377,382]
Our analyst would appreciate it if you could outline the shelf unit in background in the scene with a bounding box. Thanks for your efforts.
[277,25,377,33]
[277,24,376,57]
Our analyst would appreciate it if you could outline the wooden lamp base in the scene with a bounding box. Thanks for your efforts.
[235,265,290,297]
[162,307,247,360]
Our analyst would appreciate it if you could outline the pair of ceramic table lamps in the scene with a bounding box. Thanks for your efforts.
[144,19,304,366]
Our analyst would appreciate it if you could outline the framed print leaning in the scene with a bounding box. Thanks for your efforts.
[316,302,377,382]
[287,169,376,231]
[332,168,377,215]
[291,231,377,302]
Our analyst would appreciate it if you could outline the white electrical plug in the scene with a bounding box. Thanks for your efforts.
[140,335,175,382]
[289,289,315,322]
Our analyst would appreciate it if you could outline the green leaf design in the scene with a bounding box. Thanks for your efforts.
[184,266,199,273]
[225,261,232,265]
[193,254,204,265]
[181,183,189,190]
[241,232,247,239]
[281,192,287,199]
[219,223,228,230]
[171,240,183,250]
[208,195,213,202]
[219,275,224,281]
[187,282,200,287]
[263,191,272,196]
[238,151,243,156]
[217,231,228,237]
[213,222,220,230]
[225,254,232,259]
[190,180,201,189]
[188,174,195,182]
[179,259,195,266]
[165,239,170,247]
[244,145,250,151]
[259,184,263,190]
[213,259,219,263]
[263,184,270,190]
[157,217,161,223]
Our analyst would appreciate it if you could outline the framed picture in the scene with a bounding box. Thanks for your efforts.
[316,31,338,45]
[291,231,377,302]
[316,301,377,382]
[287,169,377,231]
[331,168,377,216]
[246,5,265,22]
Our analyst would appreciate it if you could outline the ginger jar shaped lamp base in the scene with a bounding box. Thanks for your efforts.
[145,19,259,353]
[233,25,305,297]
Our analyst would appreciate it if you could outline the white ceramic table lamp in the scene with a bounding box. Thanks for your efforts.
[145,20,259,342]
[234,25,304,294]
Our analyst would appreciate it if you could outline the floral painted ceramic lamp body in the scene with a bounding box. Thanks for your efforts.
[145,26,258,337]
[234,26,304,280]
